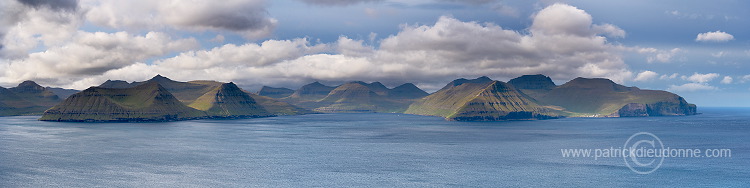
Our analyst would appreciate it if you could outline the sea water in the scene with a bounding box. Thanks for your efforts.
[0,108,748,187]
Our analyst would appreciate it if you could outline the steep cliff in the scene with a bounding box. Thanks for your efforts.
[40,82,207,122]
[528,77,697,117]
[405,78,560,121]
[188,83,272,118]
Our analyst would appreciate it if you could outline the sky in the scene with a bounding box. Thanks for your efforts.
[0,0,749,107]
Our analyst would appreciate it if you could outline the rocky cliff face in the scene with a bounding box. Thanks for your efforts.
[257,86,295,98]
[514,76,697,117]
[406,79,561,121]
[189,83,272,118]
[40,82,207,122]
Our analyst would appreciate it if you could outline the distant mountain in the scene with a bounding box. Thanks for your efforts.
[40,81,207,122]
[188,82,272,118]
[257,86,295,98]
[10,81,61,106]
[508,74,556,90]
[94,75,310,117]
[0,86,47,116]
[527,77,696,117]
[282,81,429,113]
[406,79,560,121]
[285,82,336,101]
[389,83,429,99]
[245,92,314,116]
[45,87,80,99]
[0,81,65,116]
[99,80,135,89]
[315,82,382,113]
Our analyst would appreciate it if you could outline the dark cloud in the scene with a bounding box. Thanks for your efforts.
[299,0,383,6]
[16,0,78,11]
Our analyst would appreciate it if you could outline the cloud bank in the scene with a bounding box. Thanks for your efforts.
[52,3,631,91]
[696,31,734,42]
[2,3,635,92]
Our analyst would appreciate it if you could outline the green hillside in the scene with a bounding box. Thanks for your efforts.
[406,79,561,121]
[188,82,272,118]
[40,82,207,122]
[515,77,697,117]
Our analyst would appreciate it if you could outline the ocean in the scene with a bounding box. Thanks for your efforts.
[1,107,748,187]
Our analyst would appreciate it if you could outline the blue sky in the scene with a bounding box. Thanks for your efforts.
[0,0,748,106]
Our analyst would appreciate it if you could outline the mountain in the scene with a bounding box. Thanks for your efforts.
[285,82,336,101]
[405,79,560,121]
[438,76,493,91]
[388,83,429,99]
[10,81,61,106]
[131,75,218,104]
[123,76,309,116]
[184,80,312,116]
[257,86,295,98]
[527,77,697,117]
[40,82,207,122]
[508,74,556,90]
[0,81,65,116]
[360,81,390,96]
[0,86,49,116]
[45,87,80,99]
[314,82,382,113]
[99,80,136,88]
[188,83,272,118]
[245,92,314,115]
[282,81,429,113]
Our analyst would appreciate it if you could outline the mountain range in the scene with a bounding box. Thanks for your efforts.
[266,81,429,113]
[1,74,697,122]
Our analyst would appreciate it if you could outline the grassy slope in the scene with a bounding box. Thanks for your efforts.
[531,78,693,116]
[311,82,419,113]
[188,80,312,115]
[40,82,207,121]
[406,81,560,120]
[188,83,271,117]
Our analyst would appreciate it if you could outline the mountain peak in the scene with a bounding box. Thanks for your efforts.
[439,76,494,91]
[150,74,172,81]
[17,80,42,88]
[508,74,556,90]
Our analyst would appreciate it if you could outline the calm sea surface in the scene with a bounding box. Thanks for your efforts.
[1,108,748,187]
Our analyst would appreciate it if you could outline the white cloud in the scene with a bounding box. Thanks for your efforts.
[1,3,636,91]
[668,83,717,92]
[0,0,83,59]
[592,24,626,38]
[82,0,277,39]
[720,76,733,84]
[634,71,659,82]
[696,31,734,42]
[685,72,720,83]
[639,48,682,63]
[1,31,198,86]
[660,73,679,80]
[741,75,750,83]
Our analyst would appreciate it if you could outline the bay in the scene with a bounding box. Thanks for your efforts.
[1,108,748,187]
